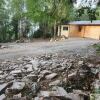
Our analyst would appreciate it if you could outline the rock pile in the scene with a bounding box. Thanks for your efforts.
[0,53,99,100]
[0,45,8,49]
[50,36,68,42]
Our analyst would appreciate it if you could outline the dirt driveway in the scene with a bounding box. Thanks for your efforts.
[0,38,99,60]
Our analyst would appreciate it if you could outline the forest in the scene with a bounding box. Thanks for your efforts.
[0,0,100,42]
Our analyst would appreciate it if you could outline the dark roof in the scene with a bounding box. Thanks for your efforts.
[69,20,100,25]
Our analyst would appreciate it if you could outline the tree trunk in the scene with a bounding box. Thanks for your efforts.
[43,23,46,38]
[14,22,18,40]
[18,19,23,39]
[54,21,57,39]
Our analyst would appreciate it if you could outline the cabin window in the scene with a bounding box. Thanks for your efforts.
[63,26,68,31]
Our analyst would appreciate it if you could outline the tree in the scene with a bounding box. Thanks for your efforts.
[96,7,100,20]
[72,0,100,22]
[26,0,71,38]
[10,0,29,39]
[0,0,11,42]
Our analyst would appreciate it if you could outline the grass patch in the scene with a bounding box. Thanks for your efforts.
[93,43,100,53]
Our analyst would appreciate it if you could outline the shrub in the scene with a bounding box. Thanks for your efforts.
[33,29,43,38]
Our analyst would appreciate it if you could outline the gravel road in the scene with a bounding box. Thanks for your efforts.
[0,38,99,60]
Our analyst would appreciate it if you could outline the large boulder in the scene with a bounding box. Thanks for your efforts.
[6,82,25,94]
[37,86,72,100]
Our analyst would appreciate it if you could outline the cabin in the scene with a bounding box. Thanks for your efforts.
[58,21,100,40]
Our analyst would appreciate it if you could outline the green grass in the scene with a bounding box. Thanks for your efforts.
[93,43,100,53]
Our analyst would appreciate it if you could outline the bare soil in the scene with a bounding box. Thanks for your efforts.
[0,38,99,60]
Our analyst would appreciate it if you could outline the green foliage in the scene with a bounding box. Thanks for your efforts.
[93,44,100,53]
[96,7,100,20]
[0,0,12,42]
[75,7,99,21]
[32,29,43,38]
[25,0,72,38]
[11,0,25,19]
[0,0,100,42]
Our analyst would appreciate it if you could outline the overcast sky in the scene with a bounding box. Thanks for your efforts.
[73,0,99,9]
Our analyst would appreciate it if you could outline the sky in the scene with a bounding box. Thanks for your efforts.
[73,0,99,9]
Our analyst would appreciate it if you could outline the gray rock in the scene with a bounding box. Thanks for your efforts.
[0,74,8,80]
[24,64,33,72]
[68,71,77,79]
[45,73,57,80]
[6,82,25,94]
[34,97,61,100]
[49,80,61,86]
[38,91,54,97]
[72,90,89,100]
[98,72,100,80]
[26,74,38,82]
[31,82,40,95]
[40,70,52,76]
[6,75,14,81]
[69,93,85,100]
[38,86,72,100]
[0,71,3,74]
[52,86,71,98]
[93,79,100,93]
[78,61,83,65]
[88,63,94,67]
[57,66,66,72]
[66,62,73,68]
[0,82,13,95]
[91,68,98,75]
[30,58,39,70]
[11,82,25,90]
[34,97,40,100]
[0,45,8,49]
[34,97,60,100]
[10,70,22,75]
[0,94,6,100]
[22,77,33,86]
[13,93,22,99]
[73,90,88,96]
[10,70,22,78]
